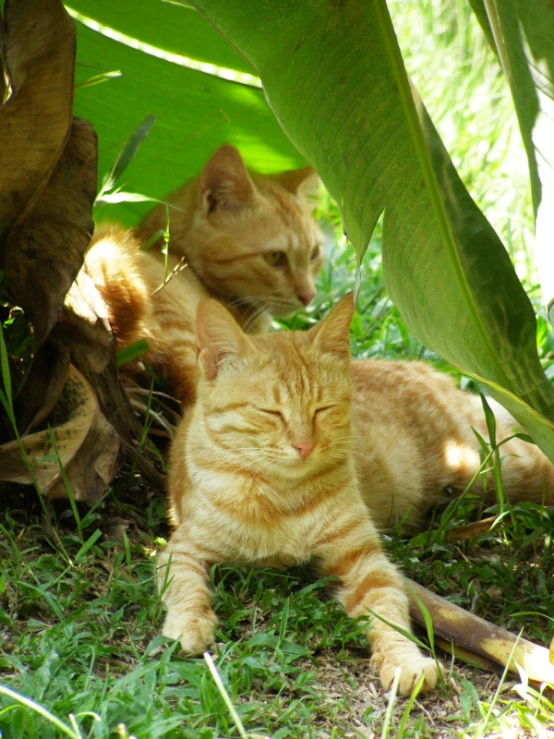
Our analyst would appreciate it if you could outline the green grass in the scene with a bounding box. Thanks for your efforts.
[2,1,554,737]
[0,494,419,738]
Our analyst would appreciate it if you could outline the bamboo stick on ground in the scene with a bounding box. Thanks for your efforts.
[407,578,554,684]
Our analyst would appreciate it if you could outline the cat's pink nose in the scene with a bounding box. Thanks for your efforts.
[298,292,316,306]
[293,439,315,460]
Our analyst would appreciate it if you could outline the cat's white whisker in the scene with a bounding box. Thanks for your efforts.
[242,302,272,332]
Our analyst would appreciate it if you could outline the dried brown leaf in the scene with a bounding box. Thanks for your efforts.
[14,340,71,434]
[446,516,498,542]
[0,0,75,239]
[4,118,97,346]
[55,270,167,497]
[46,409,119,502]
[0,364,97,491]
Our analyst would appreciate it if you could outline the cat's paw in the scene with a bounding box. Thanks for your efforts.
[372,653,441,695]
[162,609,218,654]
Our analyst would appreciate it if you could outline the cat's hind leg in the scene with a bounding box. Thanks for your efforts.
[157,532,218,653]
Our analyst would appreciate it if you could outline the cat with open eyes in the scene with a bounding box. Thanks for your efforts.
[85,144,322,407]
[159,294,440,695]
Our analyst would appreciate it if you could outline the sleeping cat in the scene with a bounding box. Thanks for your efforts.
[158,294,440,695]
[85,144,322,406]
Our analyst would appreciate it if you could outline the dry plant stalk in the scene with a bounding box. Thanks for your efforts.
[408,578,554,684]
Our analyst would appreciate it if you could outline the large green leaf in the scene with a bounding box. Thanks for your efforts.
[66,0,306,224]
[191,0,554,460]
[68,0,255,75]
[468,0,554,322]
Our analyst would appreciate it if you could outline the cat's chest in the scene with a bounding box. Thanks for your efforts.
[196,482,323,565]
[230,515,316,567]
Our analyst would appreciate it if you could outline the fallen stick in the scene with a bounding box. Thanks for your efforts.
[406,578,554,684]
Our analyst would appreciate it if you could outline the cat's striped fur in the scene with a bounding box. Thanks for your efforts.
[85,144,322,407]
[350,360,554,531]
[159,295,440,695]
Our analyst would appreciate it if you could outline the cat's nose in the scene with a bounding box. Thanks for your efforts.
[293,439,315,460]
[298,291,316,306]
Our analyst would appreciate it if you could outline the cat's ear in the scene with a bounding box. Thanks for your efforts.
[278,167,319,212]
[200,144,257,215]
[196,298,251,381]
[309,293,354,357]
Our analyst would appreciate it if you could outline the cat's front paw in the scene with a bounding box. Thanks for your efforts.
[372,652,440,695]
[162,608,218,654]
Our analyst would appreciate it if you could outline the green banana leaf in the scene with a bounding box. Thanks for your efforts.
[189,0,554,460]
[67,0,306,225]
[468,0,554,322]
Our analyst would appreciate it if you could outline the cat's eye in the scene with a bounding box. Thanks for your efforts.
[264,251,287,268]
[259,408,283,418]
[310,245,321,261]
[315,405,336,417]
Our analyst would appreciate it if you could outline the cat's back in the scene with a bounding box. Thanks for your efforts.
[350,359,466,426]
[350,360,487,529]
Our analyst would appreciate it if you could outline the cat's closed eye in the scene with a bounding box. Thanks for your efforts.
[257,408,284,419]
[264,251,287,268]
[314,405,337,418]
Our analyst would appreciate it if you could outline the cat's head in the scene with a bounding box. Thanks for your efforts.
[193,294,354,480]
[188,144,324,318]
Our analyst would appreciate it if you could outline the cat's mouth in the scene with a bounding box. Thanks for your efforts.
[228,295,298,320]
[279,449,322,475]
[265,296,305,318]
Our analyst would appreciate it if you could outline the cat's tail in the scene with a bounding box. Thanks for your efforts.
[85,223,153,350]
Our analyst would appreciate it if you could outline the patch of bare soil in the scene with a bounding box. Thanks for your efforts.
[308,656,541,738]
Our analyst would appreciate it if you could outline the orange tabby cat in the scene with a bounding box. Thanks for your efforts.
[158,294,440,695]
[85,144,322,406]
[350,360,554,531]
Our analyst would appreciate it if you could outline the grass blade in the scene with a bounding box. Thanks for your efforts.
[203,652,248,739]
[0,684,84,739]
[97,114,157,200]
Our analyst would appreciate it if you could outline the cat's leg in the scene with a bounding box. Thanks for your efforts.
[157,530,218,653]
[315,509,440,695]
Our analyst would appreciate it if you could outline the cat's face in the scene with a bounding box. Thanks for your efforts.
[194,295,354,480]
[190,145,324,319]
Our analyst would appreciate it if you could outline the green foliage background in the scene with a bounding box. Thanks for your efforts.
[68,0,554,459]
[2,4,554,737]
[69,0,306,224]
